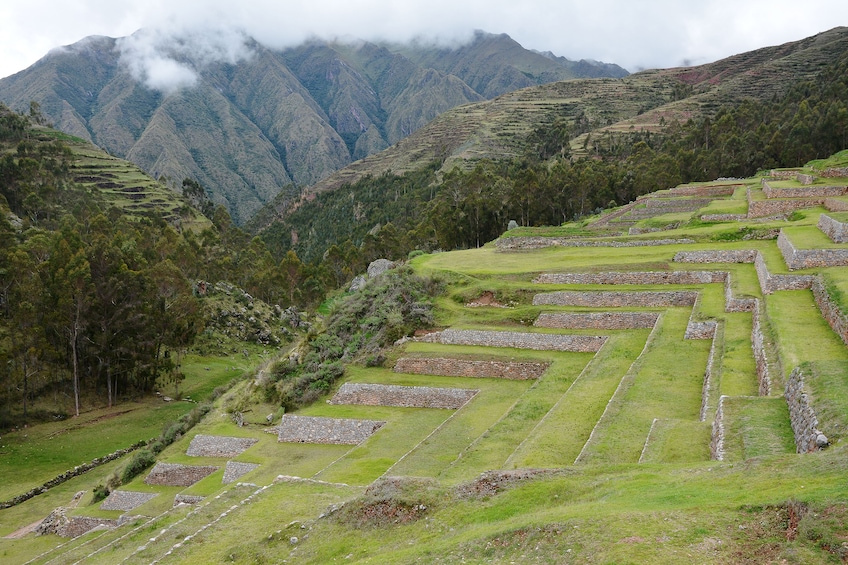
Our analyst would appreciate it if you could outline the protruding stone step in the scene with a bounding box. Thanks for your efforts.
[144,463,219,487]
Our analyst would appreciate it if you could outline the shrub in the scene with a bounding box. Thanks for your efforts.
[120,449,156,484]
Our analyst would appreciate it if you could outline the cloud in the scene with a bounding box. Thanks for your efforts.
[117,24,253,93]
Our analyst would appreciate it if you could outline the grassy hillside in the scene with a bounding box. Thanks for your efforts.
[5,164,848,562]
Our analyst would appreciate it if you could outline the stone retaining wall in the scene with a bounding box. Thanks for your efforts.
[673,250,757,264]
[754,250,815,294]
[186,435,258,458]
[534,311,659,330]
[701,213,747,222]
[276,415,385,445]
[818,213,848,243]
[811,277,848,346]
[685,320,717,340]
[796,173,815,185]
[822,167,848,178]
[223,461,261,484]
[644,198,713,210]
[393,357,549,380]
[825,198,848,212]
[329,383,478,409]
[751,301,771,396]
[785,367,829,453]
[418,328,607,352]
[748,197,825,218]
[99,490,158,511]
[700,325,721,422]
[533,290,698,308]
[710,395,727,461]
[761,179,845,198]
[495,237,694,250]
[534,271,725,285]
[778,229,848,270]
[586,201,639,228]
[144,463,219,487]
[58,516,118,539]
[666,185,737,197]
[725,277,756,312]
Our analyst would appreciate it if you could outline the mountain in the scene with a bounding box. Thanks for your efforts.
[280,26,848,205]
[0,32,627,224]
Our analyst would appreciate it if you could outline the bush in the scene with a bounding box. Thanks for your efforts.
[120,449,156,484]
[91,484,110,503]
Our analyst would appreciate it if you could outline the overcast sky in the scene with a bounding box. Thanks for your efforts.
[1,0,847,81]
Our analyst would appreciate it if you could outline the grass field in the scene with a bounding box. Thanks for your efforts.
[5,178,848,563]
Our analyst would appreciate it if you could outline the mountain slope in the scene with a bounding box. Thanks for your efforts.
[0,32,626,224]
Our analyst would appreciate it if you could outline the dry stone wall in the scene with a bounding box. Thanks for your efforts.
[777,230,848,270]
[275,415,385,445]
[223,461,261,484]
[685,320,717,340]
[751,301,772,396]
[533,290,698,308]
[673,250,758,264]
[144,463,219,487]
[100,490,158,511]
[418,328,607,352]
[534,311,659,330]
[761,179,846,198]
[186,435,258,458]
[700,325,722,421]
[329,383,478,409]
[666,185,737,197]
[534,271,725,285]
[495,237,694,250]
[393,358,549,380]
[710,395,727,461]
[825,198,848,212]
[785,368,829,453]
[822,167,848,178]
[818,213,848,243]
[811,277,848,346]
[701,213,747,222]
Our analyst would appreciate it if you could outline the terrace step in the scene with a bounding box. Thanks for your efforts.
[718,396,796,462]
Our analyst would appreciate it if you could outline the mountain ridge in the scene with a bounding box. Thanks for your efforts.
[0,31,627,224]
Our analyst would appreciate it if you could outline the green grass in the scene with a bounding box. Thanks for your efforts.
[721,397,795,461]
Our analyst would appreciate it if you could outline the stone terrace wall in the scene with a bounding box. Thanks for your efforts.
[796,173,815,185]
[418,328,607,352]
[725,277,757,312]
[495,237,694,250]
[186,435,258,458]
[748,196,825,218]
[223,461,260,484]
[58,516,119,539]
[785,367,829,453]
[818,213,848,243]
[751,301,772,396]
[100,490,158,511]
[144,463,219,487]
[393,358,549,380]
[329,383,478,409]
[754,250,815,294]
[533,290,698,308]
[811,277,848,346]
[710,395,727,461]
[700,325,721,422]
[534,271,726,285]
[666,185,737,197]
[535,311,659,330]
[777,230,848,270]
[822,167,848,178]
[644,198,713,210]
[701,213,747,222]
[173,494,205,506]
[276,415,385,445]
[673,250,757,264]
[825,198,848,212]
[761,179,845,198]
[685,320,717,340]
[586,200,639,228]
